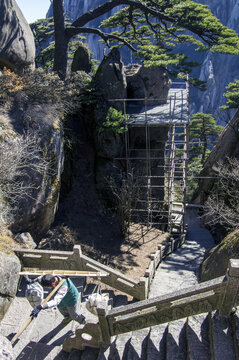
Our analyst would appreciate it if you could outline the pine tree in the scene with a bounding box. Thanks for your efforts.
[189,112,223,165]
[221,80,239,110]
[30,17,85,70]
[30,17,55,70]
[51,0,239,79]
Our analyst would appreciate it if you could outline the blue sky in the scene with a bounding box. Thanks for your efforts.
[16,0,51,23]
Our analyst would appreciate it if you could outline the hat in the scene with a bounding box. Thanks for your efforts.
[41,274,56,287]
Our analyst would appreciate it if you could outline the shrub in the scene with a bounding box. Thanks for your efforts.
[99,107,128,134]
[0,68,91,114]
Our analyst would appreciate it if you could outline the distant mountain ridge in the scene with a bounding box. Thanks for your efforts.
[46,0,239,121]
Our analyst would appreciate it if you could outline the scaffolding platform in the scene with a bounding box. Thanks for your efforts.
[126,88,188,126]
[108,81,189,237]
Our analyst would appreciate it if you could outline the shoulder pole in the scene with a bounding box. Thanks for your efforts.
[11,277,66,344]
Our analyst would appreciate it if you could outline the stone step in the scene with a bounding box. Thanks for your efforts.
[97,333,133,360]
[166,318,187,360]
[97,341,115,360]
[93,311,239,360]
[187,313,211,360]
[14,341,66,360]
[80,347,100,360]
[109,332,132,359]
[67,349,82,359]
[211,311,235,360]
[146,323,168,360]
[96,344,110,360]
[126,328,150,359]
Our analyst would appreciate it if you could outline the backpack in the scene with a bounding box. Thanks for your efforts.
[25,282,44,308]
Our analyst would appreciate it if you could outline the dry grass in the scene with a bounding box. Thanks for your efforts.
[0,229,16,254]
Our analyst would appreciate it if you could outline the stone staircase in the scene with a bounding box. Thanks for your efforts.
[7,303,237,359]
[1,209,239,359]
[92,309,239,360]
[62,209,239,359]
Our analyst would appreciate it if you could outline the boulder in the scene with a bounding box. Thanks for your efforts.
[0,335,14,360]
[93,48,127,157]
[71,42,92,73]
[96,129,124,159]
[90,49,127,211]
[0,103,64,241]
[94,48,127,112]
[0,249,21,321]
[125,65,170,105]
[15,232,37,249]
[200,229,239,282]
[0,0,35,71]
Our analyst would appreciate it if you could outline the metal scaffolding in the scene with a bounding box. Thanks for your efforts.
[109,80,190,237]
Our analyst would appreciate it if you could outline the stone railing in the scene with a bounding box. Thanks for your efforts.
[63,259,239,352]
[15,229,186,301]
[14,245,147,300]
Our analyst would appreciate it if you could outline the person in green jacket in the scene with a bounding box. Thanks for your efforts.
[30,274,86,324]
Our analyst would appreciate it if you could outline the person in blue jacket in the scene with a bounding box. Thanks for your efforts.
[30,274,86,324]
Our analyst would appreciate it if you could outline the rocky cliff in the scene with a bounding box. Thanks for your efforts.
[201,228,239,281]
[0,0,35,71]
[47,0,239,123]
[192,108,239,205]
[0,101,64,240]
[191,0,239,123]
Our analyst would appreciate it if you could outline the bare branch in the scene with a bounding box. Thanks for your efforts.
[0,132,56,224]
[105,167,144,235]
[66,26,137,51]
[203,157,239,231]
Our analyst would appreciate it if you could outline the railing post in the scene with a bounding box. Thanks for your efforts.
[219,259,239,316]
[97,301,111,344]
[138,277,148,300]
[73,245,83,269]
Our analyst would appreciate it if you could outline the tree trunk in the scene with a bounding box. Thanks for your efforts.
[52,0,69,79]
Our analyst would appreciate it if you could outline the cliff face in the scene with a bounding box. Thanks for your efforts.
[192,108,239,204]
[47,0,239,122]
[0,101,64,241]
[201,228,239,281]
[0,0,35,71]
[190,0,239,123]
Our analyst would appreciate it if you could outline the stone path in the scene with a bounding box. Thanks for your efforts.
[149,207,215,298]
[96,208,232,360]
